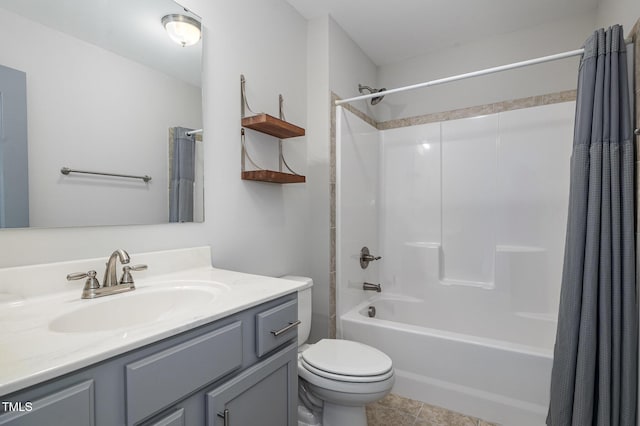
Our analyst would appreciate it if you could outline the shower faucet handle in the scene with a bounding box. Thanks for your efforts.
[360,246,381,269]
[362,254,382,261]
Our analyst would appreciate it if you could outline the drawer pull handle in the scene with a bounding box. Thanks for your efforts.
[271,320,301,336]
[217,408,229,426]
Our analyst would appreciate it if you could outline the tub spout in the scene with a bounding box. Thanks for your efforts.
[363,282,382,292]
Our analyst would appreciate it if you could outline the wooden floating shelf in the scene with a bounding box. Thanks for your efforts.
[242,114,305,139]
[242,170,306,184]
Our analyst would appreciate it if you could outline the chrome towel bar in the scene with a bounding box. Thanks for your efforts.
[61,167,151,183]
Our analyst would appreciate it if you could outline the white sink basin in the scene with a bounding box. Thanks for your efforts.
[49,282,227,333]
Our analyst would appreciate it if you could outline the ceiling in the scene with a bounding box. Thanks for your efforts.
[0,0,202,86]
[286,0,600,66]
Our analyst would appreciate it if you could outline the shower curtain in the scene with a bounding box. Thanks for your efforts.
[169,127,196,223]
[547,25,637,425]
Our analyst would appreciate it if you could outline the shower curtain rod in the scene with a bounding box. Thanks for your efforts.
[335,38,634,106]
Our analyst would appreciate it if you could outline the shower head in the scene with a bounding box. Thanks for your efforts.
[358,84,386,105]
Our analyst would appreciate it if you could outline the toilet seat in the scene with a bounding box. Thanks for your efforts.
[298,358,395,402]
[300,358,394,383]
[302,339,393,377]
[301,339,393,378]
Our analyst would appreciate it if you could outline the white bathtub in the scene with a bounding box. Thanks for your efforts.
[341,295,555,426]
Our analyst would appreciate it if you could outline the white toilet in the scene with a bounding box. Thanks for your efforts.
[282,276,395,426]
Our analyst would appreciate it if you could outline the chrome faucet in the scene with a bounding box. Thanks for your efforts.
[67,249,147,299]
[103,249,130,287]
[363,282,382,292]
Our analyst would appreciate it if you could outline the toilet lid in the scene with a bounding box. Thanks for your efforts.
[300,358,395,383]
[301,339,392,377]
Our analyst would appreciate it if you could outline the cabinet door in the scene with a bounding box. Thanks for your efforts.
[126,321,242,426]
[206,343,297,426]
[0,380,94,426]
[146,408,185,426]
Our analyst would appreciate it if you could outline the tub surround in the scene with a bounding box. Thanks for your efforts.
[330,89,579,339]
[0,246,310,396]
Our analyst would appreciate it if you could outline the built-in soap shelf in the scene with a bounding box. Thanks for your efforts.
[401,242,547,289]
[240,75,306,184]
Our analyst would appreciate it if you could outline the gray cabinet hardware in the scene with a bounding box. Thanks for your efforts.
[217,409,230,426]
[271,320,301,337]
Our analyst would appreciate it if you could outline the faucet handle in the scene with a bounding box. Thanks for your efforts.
[67,270,101,296]
[120,264,148,287]
[67,270,99,286]
[360,246,382,269]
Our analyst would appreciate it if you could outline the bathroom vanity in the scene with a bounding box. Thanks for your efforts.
[0,247,307,425]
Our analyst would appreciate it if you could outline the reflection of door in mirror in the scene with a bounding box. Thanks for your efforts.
[0,65,29,228]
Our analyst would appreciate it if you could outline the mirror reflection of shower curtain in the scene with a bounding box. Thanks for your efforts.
[169,127,195,223]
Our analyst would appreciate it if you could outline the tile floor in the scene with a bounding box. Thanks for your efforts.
[366,394,498,426]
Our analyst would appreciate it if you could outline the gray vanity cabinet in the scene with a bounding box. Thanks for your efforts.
[147,408,185,426]
[125,321,243,425]
[0,293,298,426]
[207,342,298,426]
[0,380,95,426]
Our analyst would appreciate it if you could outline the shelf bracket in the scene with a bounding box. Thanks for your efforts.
[240,128,264,173]
[279,95,284,172]
[239,74,305,184]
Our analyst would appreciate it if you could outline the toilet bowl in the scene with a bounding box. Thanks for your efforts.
[281,276,395,426]
[298,338,395,425]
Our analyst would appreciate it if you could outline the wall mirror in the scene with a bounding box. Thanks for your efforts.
[0,0,203,228]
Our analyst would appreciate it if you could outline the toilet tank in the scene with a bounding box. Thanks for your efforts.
[280,276,313,346]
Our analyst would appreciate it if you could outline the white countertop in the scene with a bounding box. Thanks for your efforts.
[0,247,309,396]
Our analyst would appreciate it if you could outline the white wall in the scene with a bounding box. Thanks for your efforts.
[0,0,310,285]
[329,17,377,113]
[306,15,331,342]
[303,16,379,340]
[596,0,640,31]
[375,12,596,121]
[0,9,202,228]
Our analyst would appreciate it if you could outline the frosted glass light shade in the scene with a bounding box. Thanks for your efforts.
[162,14,201,47]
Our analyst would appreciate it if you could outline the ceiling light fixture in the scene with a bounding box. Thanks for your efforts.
[161,14,201,47]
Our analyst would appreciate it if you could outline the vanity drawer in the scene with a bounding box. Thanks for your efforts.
[255,299,298,357]
[125,321,243,426]
[0,380,94,426]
